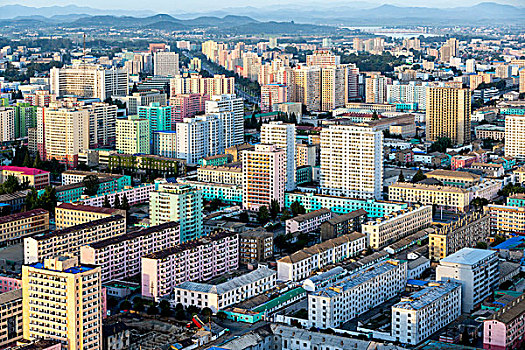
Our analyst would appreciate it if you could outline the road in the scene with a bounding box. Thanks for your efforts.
[181,50,260,105]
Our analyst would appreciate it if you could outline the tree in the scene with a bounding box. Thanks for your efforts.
[147,305,159,315]
[429,137,452,153]
[103,195,111,208]
[131,82,138,93]
[281,209,292,221]
[371,111,379,120]
[398,170,405,182]
[270,199,280,220]
[23,152,32,167]
[201,307,213,319]
[33,152,43,169]
[411,169,426,183]
[476,241,488,249]
[121,194,130,211]
[239,211,250,222]
[216,311,227,320]
[120,300,132,311]
[257,206,270,225]
[132,297,144,312]
[291,200,306,216]
[471,197,488,211]
[186,305,200,316]
[39,186,57,212]
[175,309,186,320]
[82,175,100,196]
[113,194,121,209]
[0,175,21,194]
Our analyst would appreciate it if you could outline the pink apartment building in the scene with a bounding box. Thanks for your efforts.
[170,93,210,124]
[0,274,21,293]
[261,84,288,112]
[484,295,525,350]
[141,231,239,300]
[80,221,180,283]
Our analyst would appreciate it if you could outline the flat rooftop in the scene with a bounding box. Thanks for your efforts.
[29,262,95,274]
[393,281,460,311]
[440,248,496,266]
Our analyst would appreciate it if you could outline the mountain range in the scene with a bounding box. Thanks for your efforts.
[0,2,523,28]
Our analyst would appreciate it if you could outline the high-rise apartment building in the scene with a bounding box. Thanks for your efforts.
[0,289,23,347]
[138,102,173,138]
[24,90,56,107]
[150,183,203,242]
[365,74,391,104]
[261,121,296,191]
[176,115,226,165]
[88,102,117,148]
[387,81,428,110]
[291,66,321,112]
[205,94,244,146]
[153,51,179,77]
[320,124,383,200]
[153,131,177,158]
[38,106,90,167]
[169,93,209,124]
[520,69,525,94]
[14,103,37,139]
[466,59,476,73]
[50,65,128,100]
[242,144,286,211]
[22,256,102,350]
[260,84,288,112]
[121,90,167,115]
[170,73,235,97]
[426,87,471,145]
[505,114,525,158]
[0,107,15,143]
[306,50,341,67]
[116,115,150,154]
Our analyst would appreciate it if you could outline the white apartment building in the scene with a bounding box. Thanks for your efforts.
[176,115,225,165]
[285,208,333,235]
[365,74,391,104]
[308,259,407,328]
[170,74,235,98]
[197,165,243,185]
[141,231,239,300]
[242,144,286,211]
[436,248,499,313]
[153,130,177,158]
[320,124,383,200]
[387,81,428,110]
[505,114,525,158]
[39,107,90,166]
[170,266,276,313]
[391,281,462,345]
[205,94,244,146]
[296,143,318,167]
[0,107,15,143]
[24,215,126,264]
[22,256,102,350]
[153,51,179,77]
[362,205,433,249]
[88,102,117,148]
[120,90,167,115]
[116,116,150,154]
[261,121,296,191]
[80,222,180,283]
[50,64,128,100]
[277,232,366,282]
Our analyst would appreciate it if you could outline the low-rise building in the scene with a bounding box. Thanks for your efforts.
[319,209,367,241]
[0,274,21,293]
[362,205,432,249]
[24,215,126,264]
[78,183,156,207]
[197,163,242,185]
[0,166,50,190]
[176,179,242,205]
[277,232,366,282]
[425,169,481,188]
[0,209,49,246]
[308,259,407,328]
[436,248,499,313]
[388,182,471,212]
[0,289,23,347]
[170,266,276,313]
[483,295,525,350]
[61,170,131,188]
[141,231,239,300]
[429,212,490,261]
[475,124,505,141]
[55,203,125,229]
[80,222,180,283]
[391,281,462,345]
[239,228,273,264]
[286,208,333,235]
[487,204,525,236]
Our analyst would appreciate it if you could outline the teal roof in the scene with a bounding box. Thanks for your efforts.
[252,287,306,313]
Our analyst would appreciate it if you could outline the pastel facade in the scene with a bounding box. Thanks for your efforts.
[285,208,333,235]
[55,203,125,229]
[0,209,49,246]
[0,166,50,190]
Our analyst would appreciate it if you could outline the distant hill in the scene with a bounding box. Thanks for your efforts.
[0,4,155,19]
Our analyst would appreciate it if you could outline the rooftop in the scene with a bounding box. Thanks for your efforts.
[29,261,95,274]
[0,166,49,176]
[426,169,481,181]
[56,202,121,214]
[175,266,276,295]
[312,260,404,298]
[0,288,22,304]
[390,182,469,194]
[0,208,48,225]
[393,281,461,311]
[324,209,367,225]
[439,248,496,266]
[31,215,124,241]
[490,295,525,324]
[290,208,331,223]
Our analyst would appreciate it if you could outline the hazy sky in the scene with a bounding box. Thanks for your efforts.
[4,0,523,13]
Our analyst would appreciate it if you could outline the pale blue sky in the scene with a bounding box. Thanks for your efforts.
[4,0,523,13]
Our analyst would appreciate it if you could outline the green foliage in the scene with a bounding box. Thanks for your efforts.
[471,197,489,210]
[291,200,306,216]
[82,175,100,196]
[411,169,427,183]
[104,97,126,110]
[120,300,132,311]
[121,194,130,211]
[113,194,121,209]
[201,307,213,319]
[257,206,270,225]
[216,311,227,320]
[476,241,488,249]
[499,184,525,197]
[103,195,111,208]
[27,186,56,212]
[270,199,280,220]
[239,211,250,223]
[147,305,159,315]
[398,171,405,183]
[429,137,452,153]
[281,209,292,221]
[0,175,27,195]
[340,52,407,72]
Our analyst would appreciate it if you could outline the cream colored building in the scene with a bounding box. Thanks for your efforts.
[116,115,150,154]
[261,121,296,191]
[0,289,22,347]
[388,182,470,212]
[362,205,432,249]
[55,203,125,229]
[429,212,490,261]
[425,169,481,188]
[320,124,383,200]
[24,215,126,264]
[197,165,242,185]
[22,256,102,350]
[365,74,391,104]
[0,107,15,143]
[296,143,318,167]
[291,66,321,112]
[505,114,525,158]
[426,87,471,145]
[242,144,286,211]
